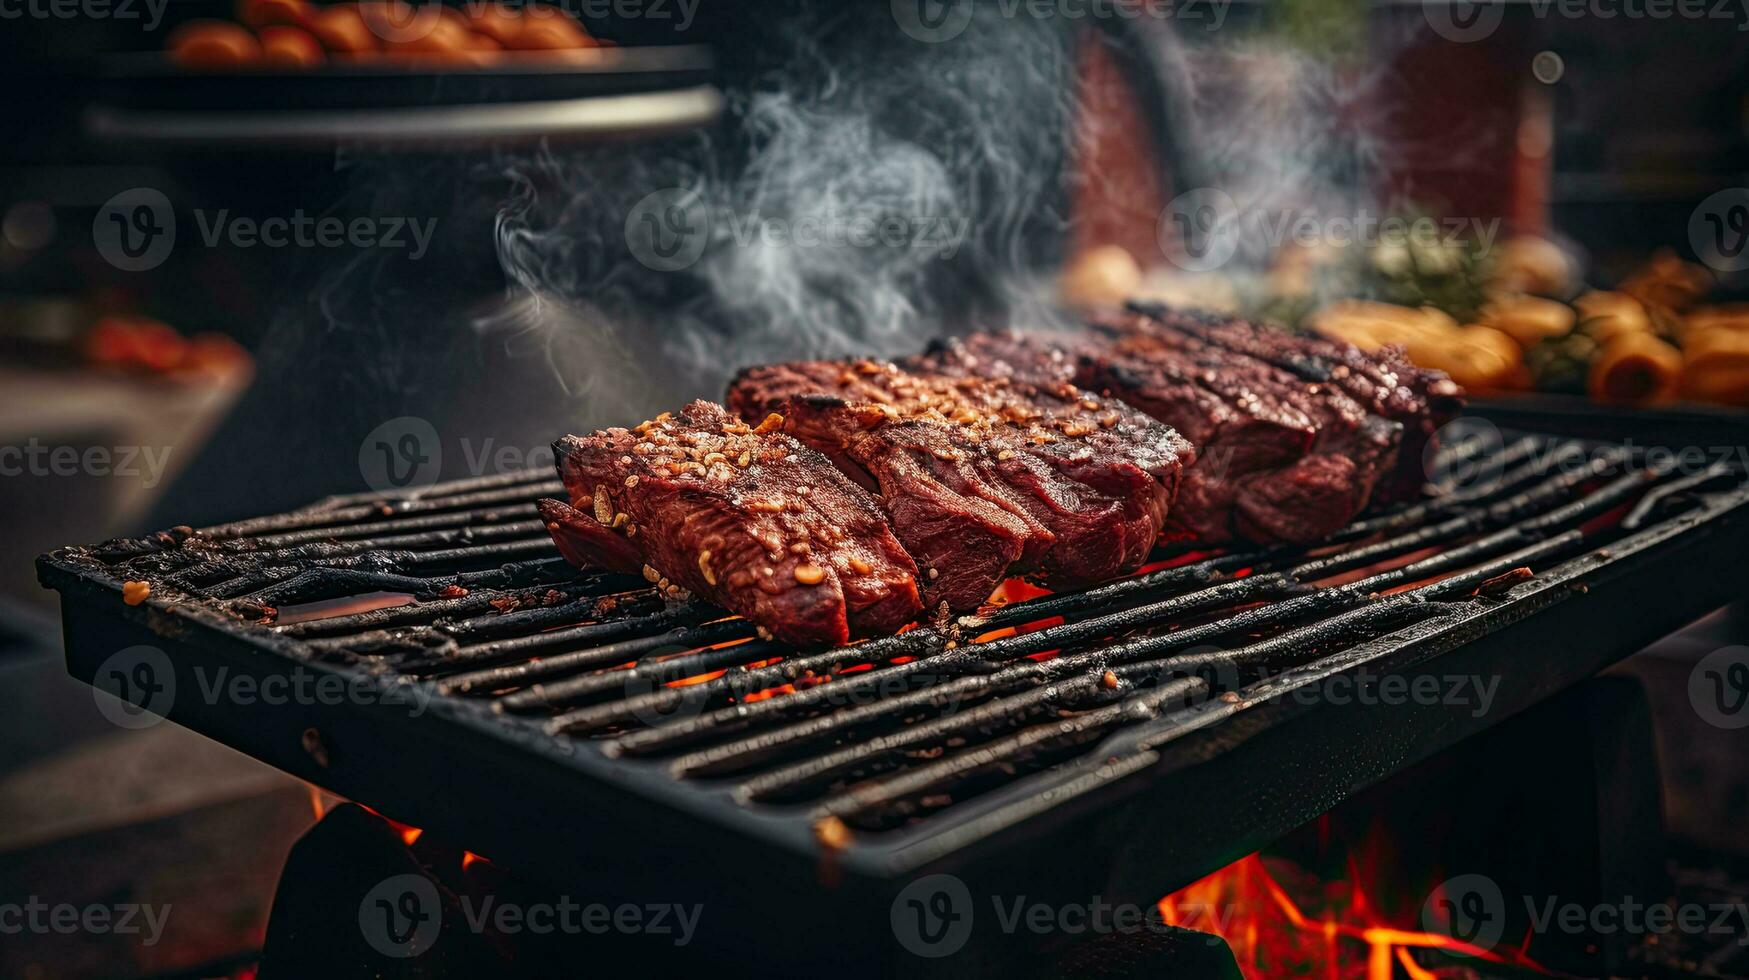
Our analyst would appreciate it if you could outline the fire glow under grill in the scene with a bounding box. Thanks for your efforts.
[35,426,1749,973]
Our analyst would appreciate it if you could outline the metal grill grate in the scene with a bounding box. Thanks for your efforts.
[36,428,1749,900]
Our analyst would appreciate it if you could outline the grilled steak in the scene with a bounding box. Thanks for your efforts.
[1092,312,1404,542]
[907,332,1082,386]
[540,401,923,647]
[727,359,1192,610]
[1123,302,1464,500]
[916,327,1408,544]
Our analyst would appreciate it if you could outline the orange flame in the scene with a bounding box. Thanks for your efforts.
[1159,854,1544,980]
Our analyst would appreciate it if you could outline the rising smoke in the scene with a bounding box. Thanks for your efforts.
[480,4,1079,419]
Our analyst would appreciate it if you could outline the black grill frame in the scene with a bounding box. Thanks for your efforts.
[36,422,1749,972]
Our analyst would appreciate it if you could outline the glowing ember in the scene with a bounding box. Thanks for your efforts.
[1159,854,1545,980]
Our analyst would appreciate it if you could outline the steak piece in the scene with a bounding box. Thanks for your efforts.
[540,401,922,647]
[906,332,1083,386]
[1124,302,1464,500]
[727,358,1192,610]
[916,328,1399,544]
[1092,312,1404,542]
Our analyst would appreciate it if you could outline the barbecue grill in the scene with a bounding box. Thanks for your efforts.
[36,423,1749,975]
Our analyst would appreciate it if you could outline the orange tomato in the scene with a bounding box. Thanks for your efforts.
[167,20,262,69]
[309,5,378,54]
[258,25,325,67]
[466,2,526,45]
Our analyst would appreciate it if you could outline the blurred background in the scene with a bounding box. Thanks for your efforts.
[0,0,1746,975]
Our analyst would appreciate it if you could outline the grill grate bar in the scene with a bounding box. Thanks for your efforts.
[804,529,1583,828]
[599,454,1649,758]
[456,619,759,697]
[655,520,1589,794]
[37,426,1749,866]
[195,480,564,540]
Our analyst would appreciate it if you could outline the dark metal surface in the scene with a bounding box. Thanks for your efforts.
[84,46,721,147]
[36,429,1749,973]
[92,46,715,111]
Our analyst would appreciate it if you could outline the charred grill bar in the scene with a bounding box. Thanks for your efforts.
[37,426,1749,976]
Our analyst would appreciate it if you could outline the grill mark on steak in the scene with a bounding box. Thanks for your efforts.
[1123,302,1464,500]
[541,401,921,647]
[1094,313,1404,542]
[917,328,1409,544]
[727,358,1191,610]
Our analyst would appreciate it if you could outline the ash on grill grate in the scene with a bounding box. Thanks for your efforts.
[41,433,1749,839]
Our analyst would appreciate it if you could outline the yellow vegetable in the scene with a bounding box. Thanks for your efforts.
[1308,300,1459,350]
[1480,294,1575,349]
[1059,245,1141,310]
[1310,301,1519,387]
[1573,291,1652,346]
[1489,235,1574,296]
[1681,329,1749,406]
[1679,304,1749,345]
[1619,249,1712,313]
[1589,333,1682,406]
